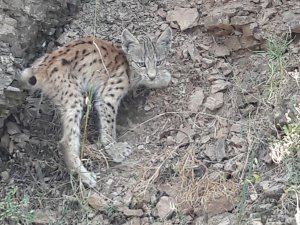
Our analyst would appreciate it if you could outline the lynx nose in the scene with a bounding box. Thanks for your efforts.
[148,70,156,80]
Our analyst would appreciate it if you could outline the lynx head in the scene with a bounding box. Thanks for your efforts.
[121,27,172,88]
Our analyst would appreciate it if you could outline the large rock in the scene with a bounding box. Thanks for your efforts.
[0,0,82,128]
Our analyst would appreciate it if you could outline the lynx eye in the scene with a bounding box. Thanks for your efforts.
[156,60,164,66]
[136,62,146,68]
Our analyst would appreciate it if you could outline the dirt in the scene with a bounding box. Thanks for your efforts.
[1,0,300,224]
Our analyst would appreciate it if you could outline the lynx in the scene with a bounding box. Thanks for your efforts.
[18,28,172,187]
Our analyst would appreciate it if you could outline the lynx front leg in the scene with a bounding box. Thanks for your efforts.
[94,95,132,162]
[59,94,96,187]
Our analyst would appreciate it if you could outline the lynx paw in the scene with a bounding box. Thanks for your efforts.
[105,142,132,163]
[80,171,97,188]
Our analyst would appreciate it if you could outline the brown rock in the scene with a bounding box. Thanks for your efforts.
[118,206,143,217]
[156,196,176,219]
[211,80,231,94]
[224,36,242,51]
[33,209,57,225]
[240,36,260,49]
[188,88,205,112]
[6,121,21,135]
[282,11,300,33]
[87,191,106,211]
[204,92,224,111]
[122,218,141,225]
[212,44,230,57]
[157,8,167,18]
[230,135,244,147]
[206,196,234,217]
[204,138,227,162]
[175,124,195,143]
[230,16,254,26]
[230,123,242,133]
[166,7,199,31]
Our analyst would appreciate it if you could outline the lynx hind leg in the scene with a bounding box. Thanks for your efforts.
[94,95,133,163]
[59,92,96,187]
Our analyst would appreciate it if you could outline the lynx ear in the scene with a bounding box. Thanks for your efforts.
[121,29,140,53]
[157,27,172,50]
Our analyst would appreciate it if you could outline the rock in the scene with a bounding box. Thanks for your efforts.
[166,7,199,31]
[175,124,195,143]
[230,123,242,133]
[282,11,300,33]
[122,218,141,225]
[157,8,167,18]
[87,191,106,211]
[212,44,230,57]
[204,92,224,111]
[6,121,21,135]
[230,16,255,26]
[166,136,175,146]
[224,36,242,51]
[158,183,179,198]
[123,191,133,206]
[230,135,244,147]
[0,0,81,127]
[156,196,176,219]
[1,170,9,181]
[264,184,285,199]
[211,80,231,94]
[208,74,226,82]
[206,195,234,217]
[33,209,57,225]
[207,212,236,225]
[202,58,215,68]
[188,88,205,113]
[216,127,229,139]
[204,138,227,162]
[118,206,143,217]
[240,36,260,49]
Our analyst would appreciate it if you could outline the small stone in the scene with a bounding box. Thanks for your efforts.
[264,184,285,198]
[160,23,168,30]
[87,191,106,211]
[166,7,199,31]
[1,171,9,181]
[202,58,215,68]
[32,209,57,224]
[188,88,205,112]
[122,218,141,225]
[211,80,231,94]
[201,135,210,144]
[156,196,176,219]
[137,145,144,150]
[212,44,230,57]
[144,105,152,111]
[157,8,167,18]
[6,121,21,135]
[166,136,175,146]
[204,138,227,162]
[230,135,244,147]
[118,206,143,217]
[204,92,224,111]
[207,74,225,82]
[123,191,133,206]
[230,123,242,133]
[216,127,229,138]
[206,196,234,217]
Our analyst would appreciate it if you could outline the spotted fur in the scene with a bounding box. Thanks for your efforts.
[19,28,172,187]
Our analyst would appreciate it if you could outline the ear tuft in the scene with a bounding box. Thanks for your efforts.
[157,27,172,50]
[121,29,140,53]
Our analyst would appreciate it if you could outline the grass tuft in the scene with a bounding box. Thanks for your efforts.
[0,187,35,224]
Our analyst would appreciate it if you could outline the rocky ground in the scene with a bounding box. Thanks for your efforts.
[1,0,300,224]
